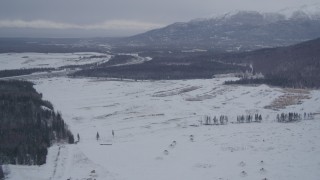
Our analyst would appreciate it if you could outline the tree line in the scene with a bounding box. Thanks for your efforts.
[0,68,54,78]
[72,59,247,80]
[224,74,309,88]
[276,112,314,123]
[198,112,314,126]
[200,114,263,126]
[236,114,262,123]
[201,115,229,125]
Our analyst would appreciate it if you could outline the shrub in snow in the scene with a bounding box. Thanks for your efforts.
[172,141,177,145]
[241,170,247,176]
[239,161,246,167]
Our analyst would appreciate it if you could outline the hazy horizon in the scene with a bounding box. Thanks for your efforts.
[0,0,319,38]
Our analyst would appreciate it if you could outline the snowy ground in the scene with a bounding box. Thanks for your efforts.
[4,76,320,180]
[0,52,111,70]
[1,53,320,180]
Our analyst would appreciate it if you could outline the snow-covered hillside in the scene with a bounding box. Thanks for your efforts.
[278,3,320,19]
[4,75,320,180]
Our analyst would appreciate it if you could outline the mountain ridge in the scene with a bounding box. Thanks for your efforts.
[111,5,320,51]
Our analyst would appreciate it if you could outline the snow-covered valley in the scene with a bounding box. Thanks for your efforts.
[0,52,111,70]
[1,53,320,180]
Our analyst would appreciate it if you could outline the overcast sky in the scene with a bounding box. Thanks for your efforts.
[0,0,319,37]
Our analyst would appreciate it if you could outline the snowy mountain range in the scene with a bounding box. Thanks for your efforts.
[112,4,320,51]
[278,3,320,20]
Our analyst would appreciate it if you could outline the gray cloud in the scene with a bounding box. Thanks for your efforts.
[0,19,164,30]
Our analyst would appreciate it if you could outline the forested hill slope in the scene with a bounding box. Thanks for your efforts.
[223,38,320,88]
[0,80,74,165]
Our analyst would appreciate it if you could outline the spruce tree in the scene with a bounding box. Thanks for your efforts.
[0,164,4,179]
[96,132,100,141]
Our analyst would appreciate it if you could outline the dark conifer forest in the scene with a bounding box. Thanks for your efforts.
[0,80,74,165]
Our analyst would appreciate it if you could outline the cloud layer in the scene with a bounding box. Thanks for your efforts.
[1,0,318,37]
[0,19,164,31]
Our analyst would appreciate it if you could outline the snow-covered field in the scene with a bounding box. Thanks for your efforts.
[0,52,111,70]
[4,76,320,180]
[1,53,320,180]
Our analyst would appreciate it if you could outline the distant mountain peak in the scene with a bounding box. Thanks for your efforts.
[205,3,320,22]
[278,3,320,20]
[210,10,263,21]
[116,4,320,52]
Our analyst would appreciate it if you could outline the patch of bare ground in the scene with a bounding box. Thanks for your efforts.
[152,86,200,97]
[185,86,231,101]
[123,113,165,120]
[264,88,310,110]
